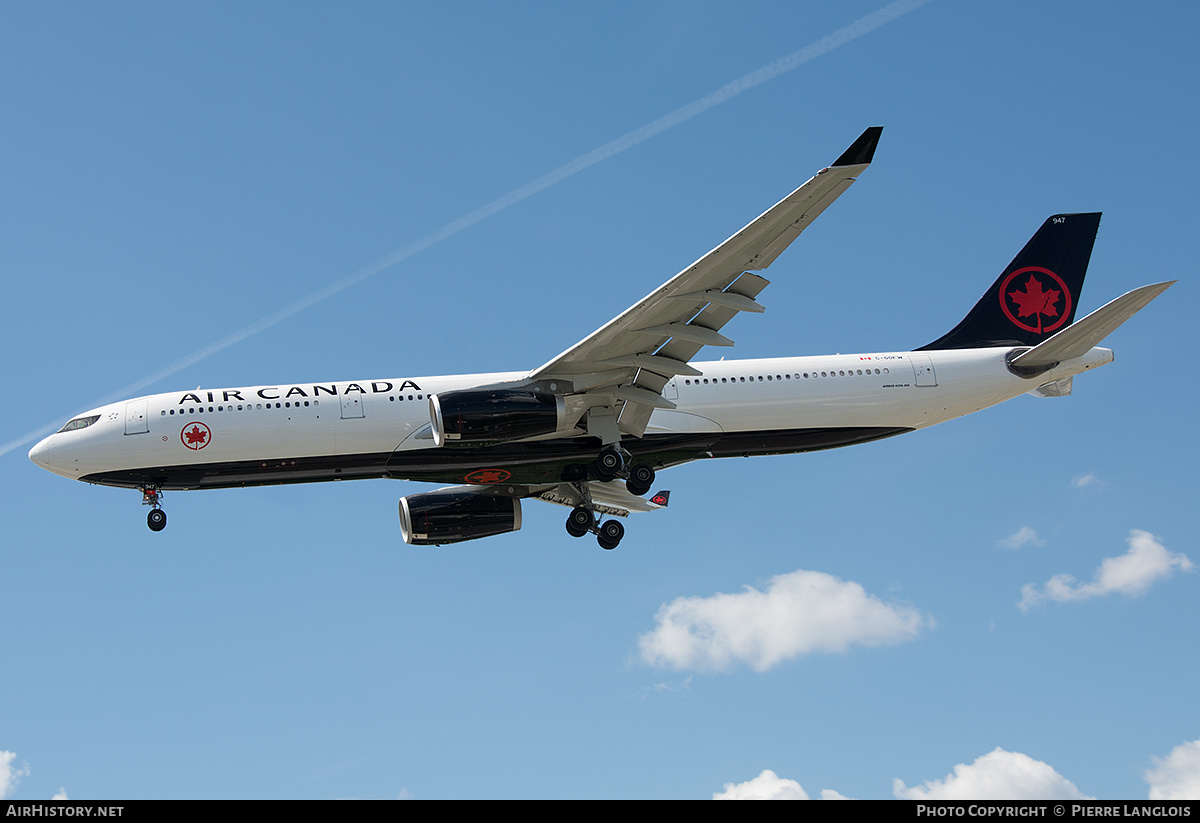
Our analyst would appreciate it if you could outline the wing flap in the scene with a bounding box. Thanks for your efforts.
[655,273,770,371]
[671,290,764,313]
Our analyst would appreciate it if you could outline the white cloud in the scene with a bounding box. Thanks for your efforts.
[1146,739,1200,800]
[1071,473,1102,489]
[1000,526,1045,550]
[893,748,1092,800]
[714,769,810,800]
[0,751,28,799]
[712,741,1200,802]
[51,788,68,800]
[1019,530,1193,611]
[637,569,930,672]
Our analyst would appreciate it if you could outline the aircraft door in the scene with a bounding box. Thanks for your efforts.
[124,400,149,435]
[340,390,365,419]
[911,355,938,387]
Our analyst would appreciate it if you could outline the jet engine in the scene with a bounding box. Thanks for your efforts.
[429,389,567,447]
[398,489,522,545]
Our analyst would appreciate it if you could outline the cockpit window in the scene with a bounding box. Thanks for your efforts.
[58,415,100,433]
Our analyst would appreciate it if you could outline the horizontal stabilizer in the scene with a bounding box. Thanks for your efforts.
[1010,281,1174,373]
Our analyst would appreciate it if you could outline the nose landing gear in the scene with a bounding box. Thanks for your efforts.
[142,486,166,532]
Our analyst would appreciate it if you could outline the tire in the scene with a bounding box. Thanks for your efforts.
[566,506,592,538]
[597,519,624,549]
[594,449,622,481]
[626,464,655,496]
[147,509,167,532]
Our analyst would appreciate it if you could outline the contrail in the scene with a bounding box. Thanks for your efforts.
[5,0,930,460]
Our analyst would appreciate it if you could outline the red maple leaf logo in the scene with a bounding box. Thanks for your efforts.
[465,468,511,484]
[184,425,207,445]
[1007,275,1061,333]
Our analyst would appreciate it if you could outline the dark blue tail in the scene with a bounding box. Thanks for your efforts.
[919,213,1101,350]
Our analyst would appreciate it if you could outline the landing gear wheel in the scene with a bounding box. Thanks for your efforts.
[141,486,166,532]
[593,449,623,481]
[147,508,167,532]
[566,506,592,538]
[597,519,624,550]
[625,464,655,497]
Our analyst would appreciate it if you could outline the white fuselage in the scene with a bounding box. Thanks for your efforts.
[29,346,1113,490]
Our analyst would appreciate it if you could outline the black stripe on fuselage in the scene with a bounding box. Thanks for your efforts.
[79,426,912,491]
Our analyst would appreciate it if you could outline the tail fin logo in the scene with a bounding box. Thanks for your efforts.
[1000,267,1073,334]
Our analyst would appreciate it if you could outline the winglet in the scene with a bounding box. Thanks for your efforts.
[833,126,883,167]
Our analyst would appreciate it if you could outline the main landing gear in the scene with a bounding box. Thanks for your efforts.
[559,447,657,549]
[590,446,656,497]
[142,486,167,532]
[565,505,626,550]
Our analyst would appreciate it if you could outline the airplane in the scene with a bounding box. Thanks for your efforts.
[29,127,1173,550]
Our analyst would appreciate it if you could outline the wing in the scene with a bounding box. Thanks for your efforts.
[456,480,671,517]
[526,127,882,439]
[530,480,669,517]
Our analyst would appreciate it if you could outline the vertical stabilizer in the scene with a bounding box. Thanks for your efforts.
[919,213,1101,350]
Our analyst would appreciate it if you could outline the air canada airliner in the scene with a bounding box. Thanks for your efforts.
[29,128,1173,549]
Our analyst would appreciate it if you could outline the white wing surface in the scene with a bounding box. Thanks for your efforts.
[527,127,882,438]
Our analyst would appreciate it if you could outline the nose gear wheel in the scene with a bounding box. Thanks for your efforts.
[141,486,167,532]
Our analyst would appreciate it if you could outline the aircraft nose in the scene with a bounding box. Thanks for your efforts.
[28,435,52,469]
[29,430,82,479]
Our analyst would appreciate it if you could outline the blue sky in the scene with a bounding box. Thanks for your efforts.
[2,0,1197,800]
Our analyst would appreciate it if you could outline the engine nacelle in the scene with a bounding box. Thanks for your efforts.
[398,489,522,545]
[429,389,566,447]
